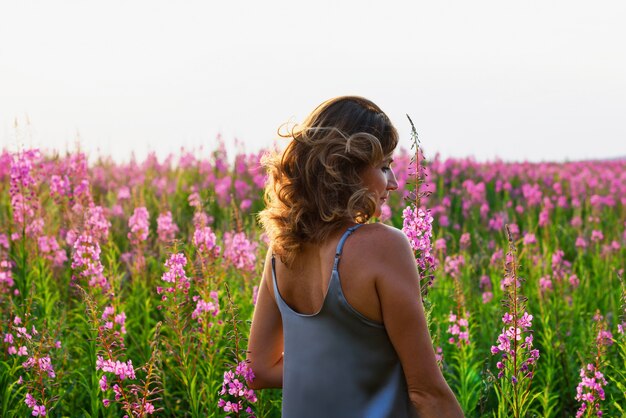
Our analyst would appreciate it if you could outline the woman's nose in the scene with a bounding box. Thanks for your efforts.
[387,169,398,190]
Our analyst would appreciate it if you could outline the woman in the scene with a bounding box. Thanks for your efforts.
[248,96,463,417]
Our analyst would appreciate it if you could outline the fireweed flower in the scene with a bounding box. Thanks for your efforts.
[0,259,15,295]
[85,205,111,242]
[117,186,131,200]
[96,356,136,380]
[223,231,258,272]
[401,206,435,276]
[550,249,573,285]
[214,177,232,205]
[25,217,45,238]
[490,249,503,268]
[49,174,71,199]
[188,192,202,209]
[218,361,257,417]
[480,275,493,304]
[0,233,9,250]
[191,291,220,325]
[10,149,41,229]
[37,236,67,267]
[539,276,553,293]
[575,364,608,418]
[490,230,539,417]
[102,305,127,335]
[192,226,221,258]
[71,234,109,291]
[156,211,179,242]
[380,203,392,222]
[443,255,464,279]
[521,183,542,207]
[25,393,46,416]
[447,311,470,346]
[491,310,539,379]
[157,253,191,300]
[522,233,536,246]
[590,230,604,243]
[127,207,150,245]
[234,178,251,200]
[459,233,471,250]
[193,212,213,228]
[20,345,57,416]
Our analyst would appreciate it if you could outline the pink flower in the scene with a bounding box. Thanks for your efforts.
[38,356,55,378]
[188,192,202,208]
[218,361,257,414]
[85,206,111,242]
[117,187,131,200]
[575,363,607,417]
[157,211,179,242]
[539,276,552,292]
[161,253,190,286]
[223,232,258,272]
[459,233,471,250]
[128,207,150,245]
[402,206,435,273]
[32,404,46,416]
[379,203,392,222]
[25,393,37,408]
[71,234,109,291]
[144,402,155,414]
[193,227,221,258]
[447,310,470,346]
[482,292,493,304]
[522,233,536,246]
[192,292,220,323]
[434,238,446,251]
[590,230,604,243]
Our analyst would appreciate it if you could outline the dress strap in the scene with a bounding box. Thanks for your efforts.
[270,253,280,302]
[332,224,364,271]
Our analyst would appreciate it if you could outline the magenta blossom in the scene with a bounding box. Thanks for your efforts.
[223,231,258,272]
[401,206,435,274]
[128,207,150,245]
[157,211,179,242]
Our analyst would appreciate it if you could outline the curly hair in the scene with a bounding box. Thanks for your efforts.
[258,96,399,267]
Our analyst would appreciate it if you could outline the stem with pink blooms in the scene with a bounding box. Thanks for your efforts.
[81,287,161,416]
[8,315,61,416]
[490,225,539,418]
[403,115,436,297]
[574,311,614,418]
[218,285,257,417]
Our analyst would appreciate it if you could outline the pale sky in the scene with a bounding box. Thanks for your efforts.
[1,0,625,163]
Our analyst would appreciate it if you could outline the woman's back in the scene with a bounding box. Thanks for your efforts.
[273,222,382,322]
[271,224,415,418]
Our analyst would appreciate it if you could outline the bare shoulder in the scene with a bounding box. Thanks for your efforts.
[342,223,416,285]
[350,223,414,261]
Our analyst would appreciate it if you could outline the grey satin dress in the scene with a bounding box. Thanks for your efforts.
[272,224,416,417]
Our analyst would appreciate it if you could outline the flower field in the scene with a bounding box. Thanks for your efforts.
[1,143,625,417]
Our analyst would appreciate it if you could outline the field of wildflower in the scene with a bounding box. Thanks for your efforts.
[1,140,625,417]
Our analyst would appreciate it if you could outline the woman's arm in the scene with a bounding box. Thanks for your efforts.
[373,226,464,418]
[247,251,284,390]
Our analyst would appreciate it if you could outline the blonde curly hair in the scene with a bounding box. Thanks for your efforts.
[258,96,399,267]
